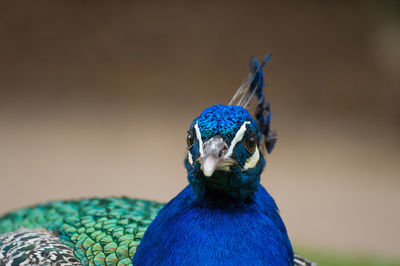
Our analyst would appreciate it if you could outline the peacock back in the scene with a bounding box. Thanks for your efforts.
[0,197,164,265]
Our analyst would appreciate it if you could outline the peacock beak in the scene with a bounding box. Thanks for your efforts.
[199,136,237,177]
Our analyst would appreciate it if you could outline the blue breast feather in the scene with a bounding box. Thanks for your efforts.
[132,184,293,265]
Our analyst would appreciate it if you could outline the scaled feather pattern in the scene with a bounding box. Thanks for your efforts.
[0,198,163,265]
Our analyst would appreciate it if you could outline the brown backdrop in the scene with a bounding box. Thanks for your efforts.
[0,1,399,257]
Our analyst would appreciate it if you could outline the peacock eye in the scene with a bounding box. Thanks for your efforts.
[243,134,257,154]
[187,133,195,149]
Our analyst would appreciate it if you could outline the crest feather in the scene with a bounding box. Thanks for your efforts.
[229,54,277,154]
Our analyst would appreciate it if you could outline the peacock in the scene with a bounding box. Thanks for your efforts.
[0,55,316,266]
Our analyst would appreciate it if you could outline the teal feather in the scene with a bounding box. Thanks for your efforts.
[0,197,163,265]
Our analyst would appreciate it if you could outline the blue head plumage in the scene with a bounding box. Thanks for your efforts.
[184,54,276,199]
[185,105,265,199]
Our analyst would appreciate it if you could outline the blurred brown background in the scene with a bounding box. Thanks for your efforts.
[0,0,399,258]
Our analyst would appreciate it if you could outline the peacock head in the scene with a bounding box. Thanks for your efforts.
[184,54,276,199]
[184,104,266,199]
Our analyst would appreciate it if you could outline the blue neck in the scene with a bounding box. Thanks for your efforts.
[133,184,294,265]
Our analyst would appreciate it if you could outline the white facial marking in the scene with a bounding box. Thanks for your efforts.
[187,150,193,165]
[224,121,251,158]
[194,122,204,157]
[244,146,260,170]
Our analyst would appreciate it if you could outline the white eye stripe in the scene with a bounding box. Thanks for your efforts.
[194,123,204,157]
[244,146,260,170]
[187,150,193,165]
[224,121,251,158]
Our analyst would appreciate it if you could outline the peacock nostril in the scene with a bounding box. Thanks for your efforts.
[218,145,228,157]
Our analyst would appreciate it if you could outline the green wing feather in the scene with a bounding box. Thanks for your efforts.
[0,197,164,265]
[0,197,316,266]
